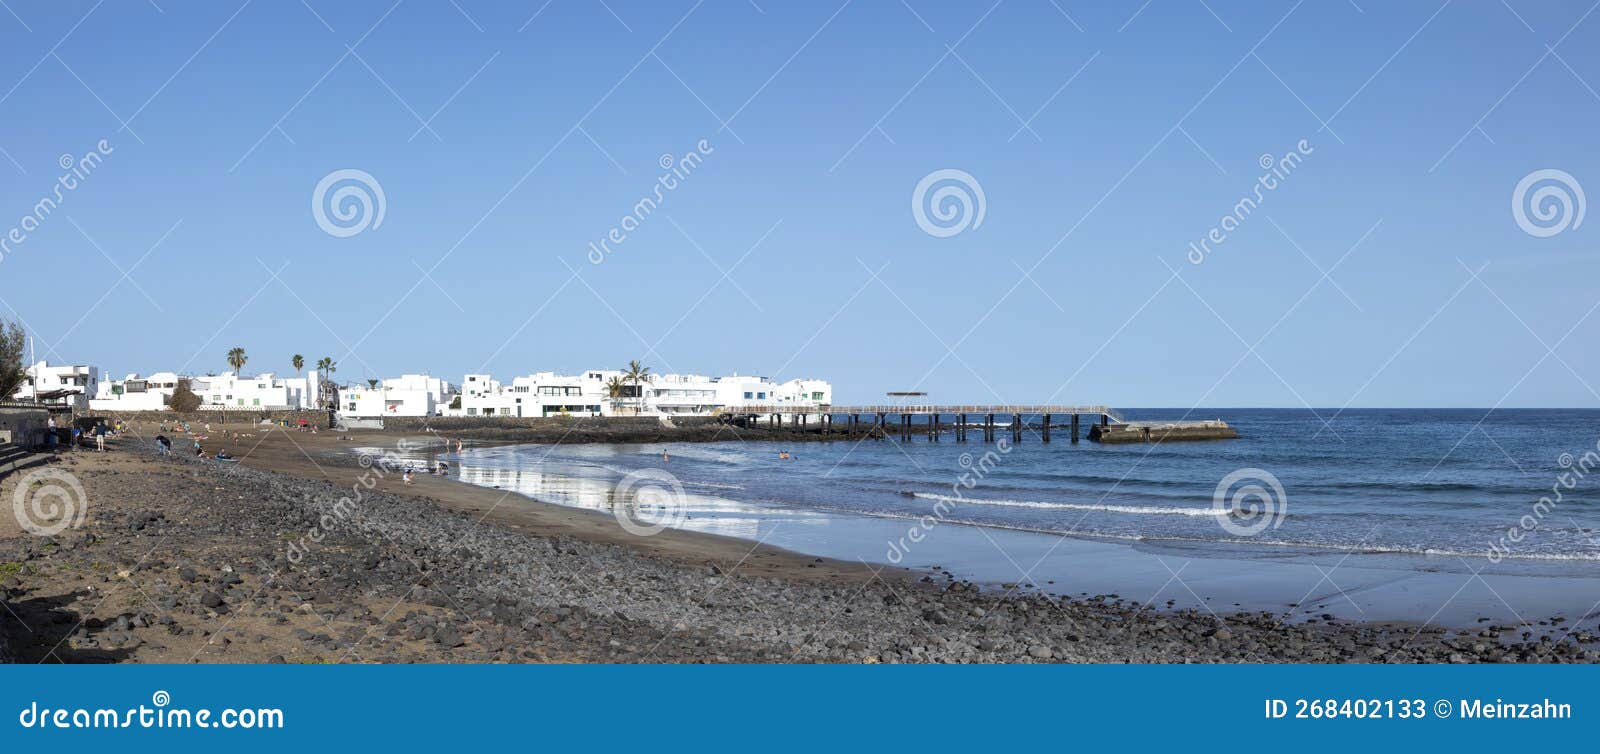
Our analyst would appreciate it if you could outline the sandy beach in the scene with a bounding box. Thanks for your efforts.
[1,419,1595,664]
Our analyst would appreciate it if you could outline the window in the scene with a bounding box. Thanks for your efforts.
[744,392,753,399]
[346,403,357,411]
[467,408,478,415]
[757,392,766,400]
[812,392,824,400]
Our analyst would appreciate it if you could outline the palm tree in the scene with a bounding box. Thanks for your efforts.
[604,376,627,414]
[291,354,304,376]
[623,360,651,414]
[226,347,247,373]
[314,357,338,408]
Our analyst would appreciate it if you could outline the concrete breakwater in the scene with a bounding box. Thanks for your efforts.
[1088,420,1237,443]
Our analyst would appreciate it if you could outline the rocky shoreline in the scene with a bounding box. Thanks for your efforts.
[2,441,1597,664]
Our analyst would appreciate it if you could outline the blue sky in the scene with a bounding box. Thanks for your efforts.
[1,0,1597,408]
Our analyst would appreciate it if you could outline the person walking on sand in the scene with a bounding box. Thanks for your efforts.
[155,434,171,456]
[403,469,414,486]
[95,422,107,452]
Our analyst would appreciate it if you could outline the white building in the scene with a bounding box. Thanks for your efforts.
[448,369,831,418]
[191,371,323,411]
[453,371,608,418]
[90,371,185,412]
[338,374,454,418]
[11,361,99,411]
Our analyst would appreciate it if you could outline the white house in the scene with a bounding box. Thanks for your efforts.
[11,361,99,411]
[90,371,185,412]
[452,371,608,418]
[192,371,323,411]
[447,369,832,418]
[337,374,454,418]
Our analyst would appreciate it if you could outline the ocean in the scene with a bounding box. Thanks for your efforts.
[405,409,1600,624]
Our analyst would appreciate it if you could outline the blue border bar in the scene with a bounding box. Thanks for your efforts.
[1,665,1590,748]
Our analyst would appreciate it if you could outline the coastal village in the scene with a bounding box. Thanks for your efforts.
[10,356,834,421]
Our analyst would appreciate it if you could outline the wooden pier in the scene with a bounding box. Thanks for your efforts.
[722,404,1128,444]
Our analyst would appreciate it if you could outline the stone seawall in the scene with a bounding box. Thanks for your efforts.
[88,409,333,427]
[381,415,719,432]
[0,407,51,448]
[369,415,870,444]
[1088,420,1238,443]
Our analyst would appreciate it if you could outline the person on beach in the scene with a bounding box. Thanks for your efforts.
[403,469,414,486]
[155,435,171,456]
[95,422,107,452]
